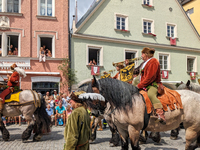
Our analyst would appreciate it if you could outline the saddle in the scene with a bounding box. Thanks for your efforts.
[5,90,22,103]
[140,86,183,114]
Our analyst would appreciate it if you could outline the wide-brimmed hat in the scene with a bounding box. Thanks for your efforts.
[10,63,17,71]
[70,91,86,103]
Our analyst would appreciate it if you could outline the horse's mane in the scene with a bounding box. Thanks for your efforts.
[88,78,140,109]
[178,82,200,93]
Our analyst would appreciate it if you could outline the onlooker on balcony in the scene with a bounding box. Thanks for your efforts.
[39,47,46,62]
[13,47,18,55]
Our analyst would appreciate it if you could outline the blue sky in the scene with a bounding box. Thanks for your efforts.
[70,0,94,28]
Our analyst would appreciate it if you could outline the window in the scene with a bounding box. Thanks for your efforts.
[7,0,19,13]
[89,48,100,66]
[142,19,154,34]
[187,56,196,72]
[124,49,138,66]
[125,51,136,60]
[39,0,53,16]
[40,37,52,58]
[143,0,153,6]
[115,14,128,31]
[166,23,177,38]
[7,35,18,56]
[159,54,169,70]
[87,45,103,66]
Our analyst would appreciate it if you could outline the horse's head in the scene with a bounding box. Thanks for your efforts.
[79,93,106,117]
[90,76,101,94]
[177,80,192,90]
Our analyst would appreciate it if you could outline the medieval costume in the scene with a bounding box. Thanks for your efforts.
[137,47,166,124]
[64,91,91,150]
[112,63,124,80]
[0,64,26,125]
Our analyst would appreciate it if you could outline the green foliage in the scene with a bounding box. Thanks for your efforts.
[58,57,77,88]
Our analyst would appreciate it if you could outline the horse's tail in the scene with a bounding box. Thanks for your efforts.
[33,96,51,135]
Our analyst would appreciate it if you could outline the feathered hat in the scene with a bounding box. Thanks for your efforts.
[70,91,86,103]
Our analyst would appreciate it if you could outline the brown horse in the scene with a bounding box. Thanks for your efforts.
[87,77,200,150]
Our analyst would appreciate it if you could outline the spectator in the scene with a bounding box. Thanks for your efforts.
[88,60,94,66]
[9,44,14,52]
[55,95,61,108]
[8,50,13,55]
[44,91,50,105]
[66,105,72,120]
[46,104,54,122]
[39,47,46,62]
[13,47,18,55]
[47,49,52,57]
[53,90,59,99]
[0,46,2,56]
[48,96,55,112]
[2,116,6,126]
[93,59,97,65]
[62,93,68,108]
[15,115,21,126]
[55,101,66,126]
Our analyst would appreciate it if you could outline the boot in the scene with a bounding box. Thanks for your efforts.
[155,108,166,125]
[97,121,103,131]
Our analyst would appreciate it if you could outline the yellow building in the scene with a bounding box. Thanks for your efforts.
[180,0,200,34]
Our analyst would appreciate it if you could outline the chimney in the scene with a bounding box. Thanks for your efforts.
[72,15,77,33]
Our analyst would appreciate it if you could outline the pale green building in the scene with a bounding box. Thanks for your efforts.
[71,0,200,90]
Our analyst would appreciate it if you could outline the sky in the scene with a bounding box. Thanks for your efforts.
[70,0,95,28]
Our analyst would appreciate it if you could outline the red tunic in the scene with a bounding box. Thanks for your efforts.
[112,72,120,80]
[0,71,20,103]
[7,71,19,87]
[137,58,161,89]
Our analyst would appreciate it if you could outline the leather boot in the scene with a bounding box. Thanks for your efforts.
[155,108,166,125]
[97,121,103,131]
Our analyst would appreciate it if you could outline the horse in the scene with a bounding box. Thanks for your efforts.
[87,77,200,150]
[0,87,51,142]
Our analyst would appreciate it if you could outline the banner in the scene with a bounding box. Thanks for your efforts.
[190,72,196,80]
[91,66,100,75]
[162,70,168,79]
[120,63,135,82]
[100,74,111,79]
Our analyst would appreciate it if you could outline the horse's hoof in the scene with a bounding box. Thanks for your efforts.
[33,135,41,141]
[22,140,28,143]
[109,143,115,147]
[170,136,177,140]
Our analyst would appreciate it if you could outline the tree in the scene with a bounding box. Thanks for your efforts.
[58,57,77,91]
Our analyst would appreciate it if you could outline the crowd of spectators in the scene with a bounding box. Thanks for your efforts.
[44,90,72,127]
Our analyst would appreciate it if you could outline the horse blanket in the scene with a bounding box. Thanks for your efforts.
[140,87,183,114]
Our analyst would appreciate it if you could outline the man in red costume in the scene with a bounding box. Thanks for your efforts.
[137,47,166,124]
[0,63,21,125]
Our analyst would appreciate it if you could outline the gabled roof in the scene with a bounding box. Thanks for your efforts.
[76,0,102,29]
[178,0,192,5]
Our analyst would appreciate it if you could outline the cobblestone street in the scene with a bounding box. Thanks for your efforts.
[0,124,200,150]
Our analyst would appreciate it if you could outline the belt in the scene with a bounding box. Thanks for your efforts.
[76,140,89,150]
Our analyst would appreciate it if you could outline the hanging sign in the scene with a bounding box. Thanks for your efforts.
[91,66,100,75]
[162,70,168,79]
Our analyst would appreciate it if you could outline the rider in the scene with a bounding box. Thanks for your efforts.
[0,63,26,125]
[112,63,124,80]
[137,47,166,124]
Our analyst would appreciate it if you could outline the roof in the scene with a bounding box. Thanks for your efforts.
[178,0,192,5]
[76,0,102,29]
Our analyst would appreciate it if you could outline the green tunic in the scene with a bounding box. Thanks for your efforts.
[64,106,91,150]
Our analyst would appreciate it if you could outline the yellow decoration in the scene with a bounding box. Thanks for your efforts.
[100,74,111,79]
[5,91,21,103]
[120,63,135,82]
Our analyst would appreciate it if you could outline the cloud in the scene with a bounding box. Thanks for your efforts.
[70,0,94,28]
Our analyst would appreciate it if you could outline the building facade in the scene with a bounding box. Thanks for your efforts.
[179,0,200,35]
[71,0,200,90]
[0,0,69,95]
